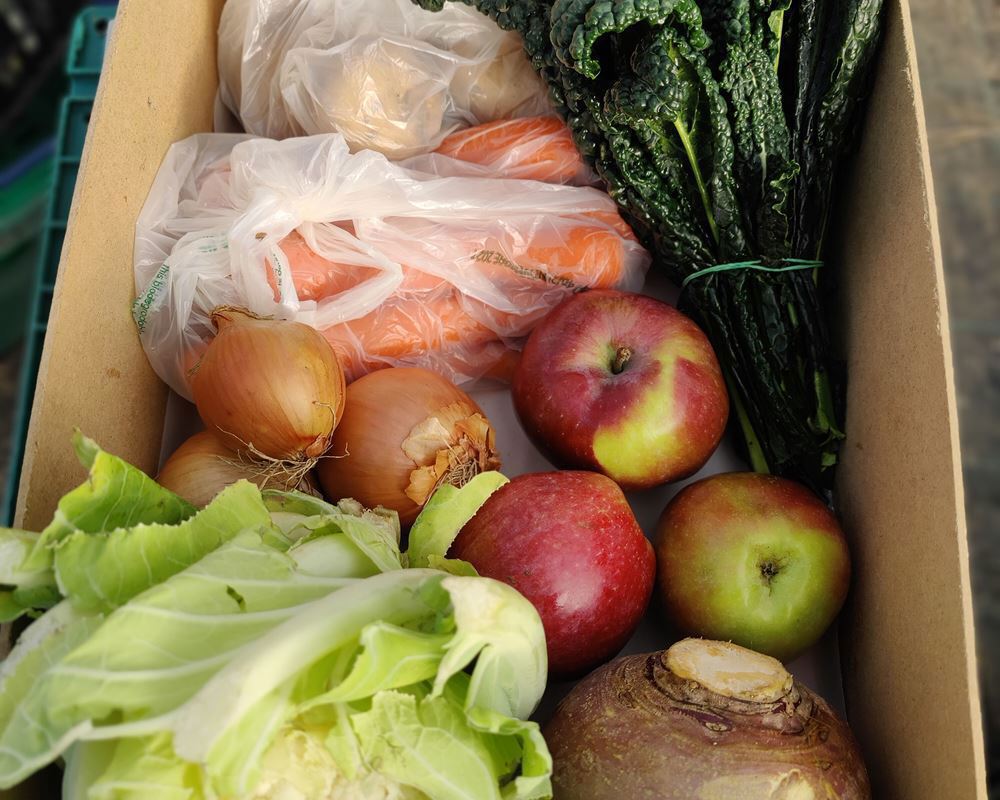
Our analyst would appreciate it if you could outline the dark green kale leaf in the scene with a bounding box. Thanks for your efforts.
[786,0,885,259]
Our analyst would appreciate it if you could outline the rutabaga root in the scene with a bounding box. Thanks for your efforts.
[543,638,872,800]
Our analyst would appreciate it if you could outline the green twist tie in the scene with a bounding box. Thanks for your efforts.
[681,258,824,288]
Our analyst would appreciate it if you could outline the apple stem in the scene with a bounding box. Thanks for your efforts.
[611,346,632,374]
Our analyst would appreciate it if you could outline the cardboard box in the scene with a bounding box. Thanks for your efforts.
[12,0,988,796]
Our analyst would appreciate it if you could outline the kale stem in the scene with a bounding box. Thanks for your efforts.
[813,370,844,437]
[674,118,720,246]
[813,173,835,271]
[771,10,785,72]
[724,372,770,473]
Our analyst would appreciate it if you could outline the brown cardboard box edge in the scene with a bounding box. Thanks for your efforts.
[9,0,987,797]
[833,0,987,796]
[13,0,224,528]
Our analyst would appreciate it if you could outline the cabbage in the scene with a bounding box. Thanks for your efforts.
[0,439,550,799]
[405,471,508,569]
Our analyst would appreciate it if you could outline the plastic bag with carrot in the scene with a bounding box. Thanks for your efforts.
[217,0,551,157]
[405,115,598,185]
[133,131,649,397]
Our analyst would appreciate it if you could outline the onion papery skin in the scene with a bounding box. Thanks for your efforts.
[318,367,500,526]
[192,307,346,462]
[543,642,871,800]
[157,430,319,508]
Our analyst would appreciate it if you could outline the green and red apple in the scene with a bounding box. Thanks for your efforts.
[654,472,851,662]
[511,289,728,490]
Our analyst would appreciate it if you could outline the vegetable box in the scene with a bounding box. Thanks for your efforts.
[9,0,987,797]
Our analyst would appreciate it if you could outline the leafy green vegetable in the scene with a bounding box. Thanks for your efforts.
[407,471,508,568]
[62,740,117,800]
[0,529,41,584]
[0,433,200,619]
[435,575,547,720]
[426,555,480,576]
[0,533,343,783]
[2,536,550,797]
[72,735,206,800]
[53,480,274,613]
[415,0,884,495]
[0,601,103,737]
[352,681,549,800]
[23,432,195,570]
[300,622,452,707]
[0,441,551,799]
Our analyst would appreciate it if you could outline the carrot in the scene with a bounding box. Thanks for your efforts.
[320,283,503,381]
[580,209,641,241]
[266,231,381,302]
[441,216,631,304]
[436,116,587,184]
[316,216,633,376]
[297,209,642,380]
[276,217,631,305]
[520,220,627,288]
[264,127,644,383]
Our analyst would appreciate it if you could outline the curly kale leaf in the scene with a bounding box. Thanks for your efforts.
[712,0,799,261]
[603,26,748,265]
[786,0,885,258]
[549,0,709,78]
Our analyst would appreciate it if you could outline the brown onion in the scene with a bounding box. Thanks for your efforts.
[317,367,500,525]
[544,639,871,799]
[157,430,319,508]
[191,307,346,464]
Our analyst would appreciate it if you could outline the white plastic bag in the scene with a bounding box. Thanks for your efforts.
[134,133,649,398]
[217,0,550,157]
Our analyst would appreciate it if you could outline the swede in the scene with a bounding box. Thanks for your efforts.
[543,639,871,799]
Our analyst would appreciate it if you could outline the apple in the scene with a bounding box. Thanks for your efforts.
[450,470,655,678]
[654,472,851,662]
[512,289,728,490]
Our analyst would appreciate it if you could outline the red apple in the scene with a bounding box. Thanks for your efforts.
[512,289,728,490]
[450,470,655,678]
[655,472,851,662]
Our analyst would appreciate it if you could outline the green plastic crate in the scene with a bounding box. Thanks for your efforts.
[2,5,117,525]
[0,150,55,352]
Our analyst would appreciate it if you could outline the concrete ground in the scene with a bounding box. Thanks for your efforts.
[909,0,1000,787]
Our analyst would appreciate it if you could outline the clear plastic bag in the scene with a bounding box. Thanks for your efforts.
[134,133,650,398]
[405,116,599,186]
[217,0,550,157]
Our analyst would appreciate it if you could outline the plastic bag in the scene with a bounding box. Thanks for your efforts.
[217,0,550,157]
[134,133,650,398]
[404,116,598,186]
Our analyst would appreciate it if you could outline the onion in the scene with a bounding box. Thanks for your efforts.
[157,430,319,508]
[543,638,871,799]
[317,367,500,525]
[191,307,346,469]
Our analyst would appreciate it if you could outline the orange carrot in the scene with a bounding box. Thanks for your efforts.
[519,221,627,288]
[580,209,640,241]
[266,231,381,302]
[320,283,503,381]
[436,116,587,184]
[261,124,645,383]
[302,211,641,380]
